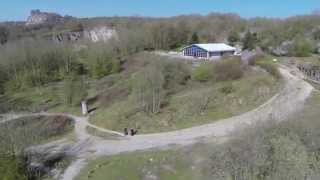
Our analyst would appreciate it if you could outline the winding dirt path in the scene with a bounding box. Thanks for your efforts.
[0,65,314,180]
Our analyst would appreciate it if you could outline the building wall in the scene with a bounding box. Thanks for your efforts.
[183,45,208,58]
[183,45,235,59]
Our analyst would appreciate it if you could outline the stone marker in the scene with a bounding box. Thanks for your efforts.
[81,101,88,115]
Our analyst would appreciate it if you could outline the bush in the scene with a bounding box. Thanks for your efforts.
[213,58,244,81]
[290,39,313,57]
[219,83,235,95]
[192,62,214,82]
[162,60,191,91]
[85,43,121,79]
[249,55,281,79]
[255,57,281,79]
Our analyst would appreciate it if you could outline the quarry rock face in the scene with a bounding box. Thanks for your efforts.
[25,10,117,43]
[50,31,83,43]
[26,10,63,26]
[49,26,118,43]
[84,26,118,42]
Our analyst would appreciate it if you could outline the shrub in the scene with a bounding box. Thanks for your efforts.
[163,60,191,90]
[256,61,281,79]
[192,62,214,82]
[290,39,313,57]
[213,58,244,81]
[219,83,235,95]
[249,55,281,79]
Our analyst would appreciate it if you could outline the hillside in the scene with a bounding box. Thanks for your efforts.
[0,9,320,180]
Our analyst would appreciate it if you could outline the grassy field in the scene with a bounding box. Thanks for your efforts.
[76,145,213,180]
[89,67,281,133]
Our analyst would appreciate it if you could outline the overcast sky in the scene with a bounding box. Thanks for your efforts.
[0,0,319,21]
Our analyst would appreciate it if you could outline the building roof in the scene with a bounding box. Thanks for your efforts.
[187,43,236,52]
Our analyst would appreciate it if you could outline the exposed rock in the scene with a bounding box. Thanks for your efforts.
[50,31,83,43]
[271,41,294,56]
[241,47,264,65]
[48,26,117,43]
[84,26,118,42]
[26,10,63,26]
[25,141,73,177]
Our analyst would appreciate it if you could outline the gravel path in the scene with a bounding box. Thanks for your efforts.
[0,65,314,180]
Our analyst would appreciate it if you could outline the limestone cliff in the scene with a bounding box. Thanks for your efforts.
[49,26,117,43]
[84,26,118,42]
[26,10,63,26]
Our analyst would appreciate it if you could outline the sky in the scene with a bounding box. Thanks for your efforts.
[0,0,319,21]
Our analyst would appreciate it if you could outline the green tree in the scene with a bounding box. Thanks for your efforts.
[0,26,9,45]
[190,32,199,44]
[228,31,240,46]
[313,29,320,41]
[132,61,165,114]
[60,75,88,106]
[243,31,258,50]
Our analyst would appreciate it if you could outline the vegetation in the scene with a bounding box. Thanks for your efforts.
[213,58,243,81]
[2,10,320,180]
[249,55,281,79]
[0,116,74,180]
[243,31,259,50]
[89,53,280,133]
[289,38,313,57]
[227,31,240,46]
[192,58,243,82]
[0,26,9,45]
[192,62,213,82]
[77,92,320,180]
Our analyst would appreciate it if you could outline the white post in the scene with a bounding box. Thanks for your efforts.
[81,101,88,115]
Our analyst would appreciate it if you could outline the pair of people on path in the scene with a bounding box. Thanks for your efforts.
[124,128,137,136]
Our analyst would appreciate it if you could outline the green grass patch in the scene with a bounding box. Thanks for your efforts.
[76,147,211,180]
[89,68,281,133]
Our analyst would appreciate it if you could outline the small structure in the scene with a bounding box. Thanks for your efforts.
[182,43,237,59]
[298,63,320,81]
[81,101,88,115]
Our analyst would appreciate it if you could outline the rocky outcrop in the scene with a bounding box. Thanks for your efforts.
[25,141,73,178]
[26,10,63,26]
[241,47,264,65]
[270,41,294,56]
[84,26,118,42]
[50,31,83,43]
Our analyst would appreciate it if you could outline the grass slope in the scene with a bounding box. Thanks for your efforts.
[90,68,280,133]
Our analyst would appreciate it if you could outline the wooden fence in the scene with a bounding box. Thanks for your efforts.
[297,63,320,82]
